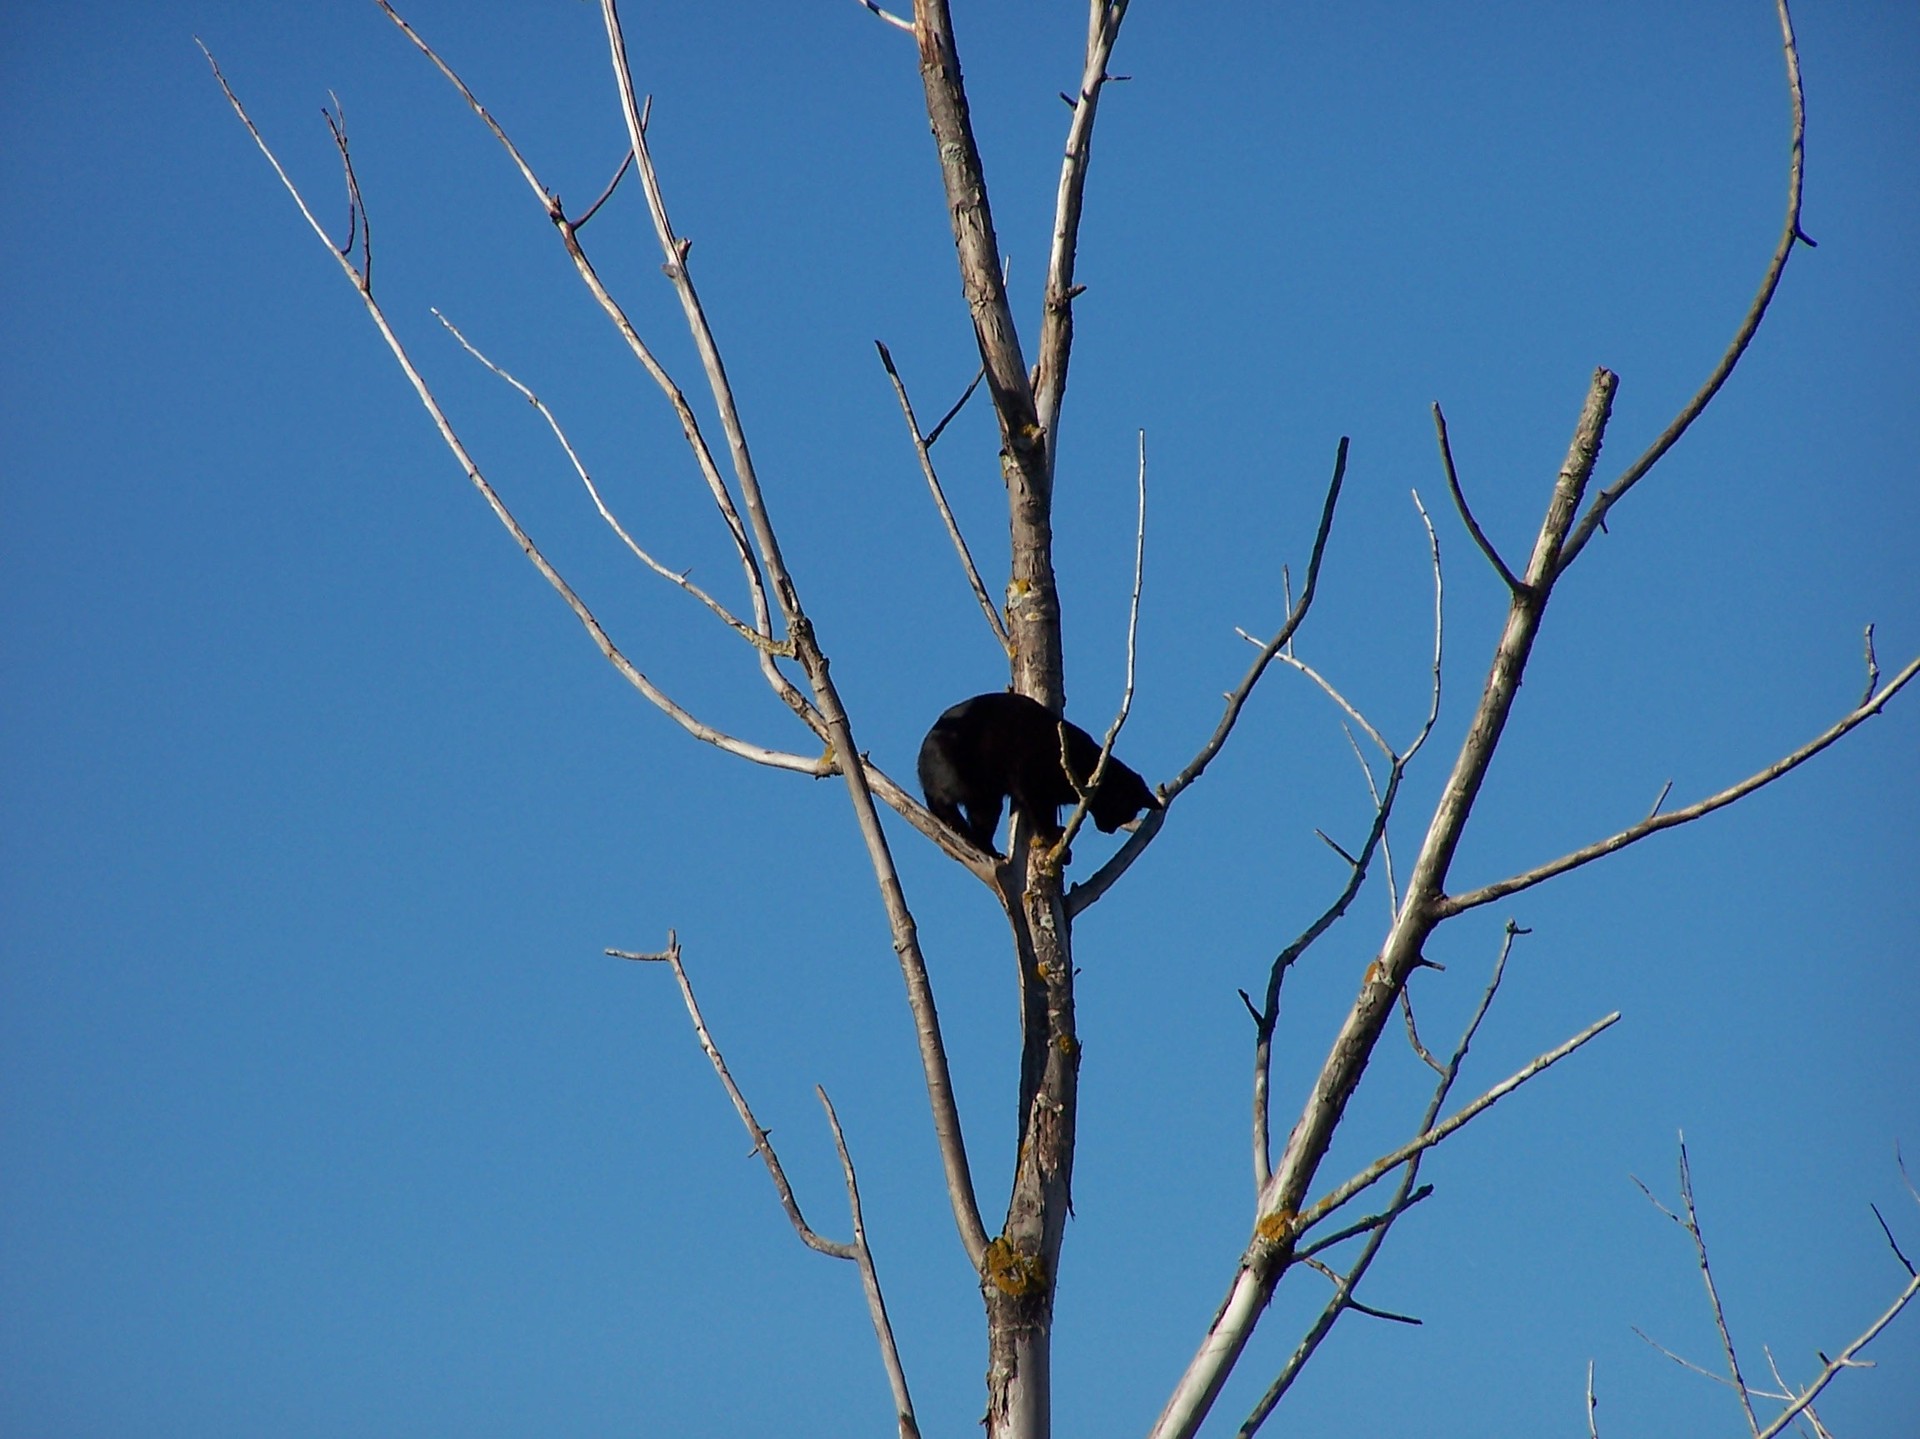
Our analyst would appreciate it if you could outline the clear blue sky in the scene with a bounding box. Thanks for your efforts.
[4,2,1916,1435]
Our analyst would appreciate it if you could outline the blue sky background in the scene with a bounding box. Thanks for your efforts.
[4,2,1916,1434]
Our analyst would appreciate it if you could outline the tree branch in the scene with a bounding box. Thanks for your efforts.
[1439,654,1920,916]
[202,46,827,777]
[818,1087,923,1439]
[1239,924,1537,1436]
[875,341,1010,654]
[599,0,992,1267]
[1432,402,1523,594]
[1557,0,1811,572]
[1752,1273,1920,1439]
[613,938,921,1437]
[1032,0,1133,475]
[370,0,810,732]
[434,310,768,648]
[1296,1009,1619,1237]
[1151,374,1619,1439]
[1053,428,1148,863]
[612,934,852,1259]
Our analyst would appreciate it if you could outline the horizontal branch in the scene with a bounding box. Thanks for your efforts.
[1440,655,1920,916]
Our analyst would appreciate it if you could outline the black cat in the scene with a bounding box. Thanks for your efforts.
[916,691,1160,854]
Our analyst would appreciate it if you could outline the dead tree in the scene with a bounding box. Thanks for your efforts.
[206,2,1915,1435]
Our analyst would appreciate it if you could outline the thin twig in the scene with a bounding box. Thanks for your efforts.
[1441,655,1920,916]
[1275,654,1394,760]
[1405,488,1446,769]
[434,310,767,647]
[1557,0,1811,572]
[572,148,633,228]
[818,1088,922,1439]
[1632,1324,1755,1393]
[1676,1143,1765,1436]
[1432,403,1522,593]
[1295,1008,1617,1235]
[1399,988,1444,1076]
[1054,427,1148,861]
[1645,779,1674,821]
[1872,1202,1915,1276]
[612,934,852,1259]
[853,0,916,33]
[1297,1258,1422,1324]
[924,364,986,447]
[1294,1184,1434,1261]
[875,341,1009,653]
[1861,623,1880,706]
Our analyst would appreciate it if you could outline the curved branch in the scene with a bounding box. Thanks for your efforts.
[1432,403,1522,594]
[1557,0,1811,573]
[1170,438,1349,799]
[434,310,767,648]
[1067,438,1348,916]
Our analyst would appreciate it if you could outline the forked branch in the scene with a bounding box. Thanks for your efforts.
[611,936,920,1438]
[1068,437,1349,917]
[875,340,1009,654]
[201,45,825,778]
[1621,1141,1920,1439]
[370,0,806,729]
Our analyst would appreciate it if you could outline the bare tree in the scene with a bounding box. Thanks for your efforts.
[204,1,1915,1435]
